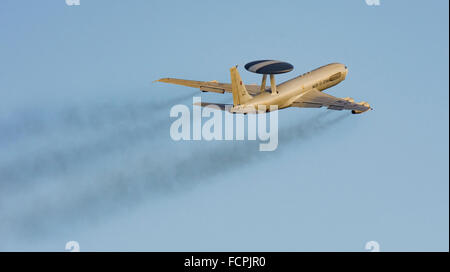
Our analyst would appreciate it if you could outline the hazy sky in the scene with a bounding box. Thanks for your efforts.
[0,0,448,251]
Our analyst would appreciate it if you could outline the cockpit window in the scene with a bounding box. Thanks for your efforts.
[329,72,341,81]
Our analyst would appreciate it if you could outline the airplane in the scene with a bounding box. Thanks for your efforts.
[155,60,372,114]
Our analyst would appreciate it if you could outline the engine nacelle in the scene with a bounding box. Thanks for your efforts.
[343,97,355,103]
[359,101,370,108]
[352,102,371,114]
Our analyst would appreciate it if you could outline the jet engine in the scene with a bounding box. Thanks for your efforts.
[351,102,371,114]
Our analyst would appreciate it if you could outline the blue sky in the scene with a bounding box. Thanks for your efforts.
[0,0,448,251]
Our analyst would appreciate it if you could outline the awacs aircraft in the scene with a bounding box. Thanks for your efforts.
[156,60,372,114]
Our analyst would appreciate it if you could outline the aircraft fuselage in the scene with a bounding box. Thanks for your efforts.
[231,63,348,113]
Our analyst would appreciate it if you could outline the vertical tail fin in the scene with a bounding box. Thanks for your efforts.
[230,66,253,106]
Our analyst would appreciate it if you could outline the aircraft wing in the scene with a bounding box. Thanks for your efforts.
[292,89,371,113]
[155,78,261,95]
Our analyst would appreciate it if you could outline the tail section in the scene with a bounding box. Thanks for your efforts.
[230,66,253,106]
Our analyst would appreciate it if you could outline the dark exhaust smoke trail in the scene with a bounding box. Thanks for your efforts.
[0,110,351,243]
[0,91,196,148]
[280,110,349,143]
[0,92,196,195]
